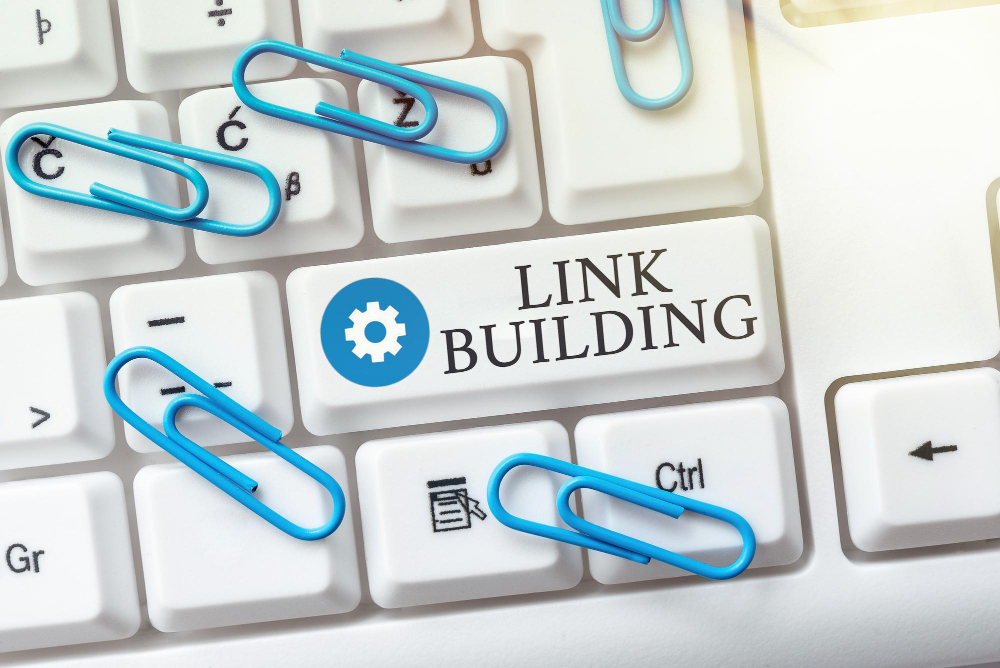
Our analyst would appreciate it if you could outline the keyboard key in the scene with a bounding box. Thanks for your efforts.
[0,473,140,653]
[118,0,296,94]
[0,293,114,470]
[110,271,293,453]
[298,0,475,65]
[575,397,802,585]
[835,368,1000,552]
[479,0,762,225]
[134,446,360,632]
[0,101,185,286]
[288,215,782,435]
[357,56,543,243]
[0,0,117,109]
[789,0,903,11]
[356,422,582,608]
[178,79,364,264]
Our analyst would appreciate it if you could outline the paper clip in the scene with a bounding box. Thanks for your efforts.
[5,122,281,237]
[232,40,509,165]
[601,0,693,111]
[488,453,755,580]
[104,347,345,541]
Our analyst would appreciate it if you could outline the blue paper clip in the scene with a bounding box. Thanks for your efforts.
[601,0,693,111]
[5,123,281,237]
[104,347,345,541]
[232,40,509,165]
[488,453,755,580]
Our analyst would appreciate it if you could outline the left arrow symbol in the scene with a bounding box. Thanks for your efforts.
[909,440,958,462]
[30,407,50,428]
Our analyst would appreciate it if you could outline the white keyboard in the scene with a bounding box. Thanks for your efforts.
[2,0,1000,666]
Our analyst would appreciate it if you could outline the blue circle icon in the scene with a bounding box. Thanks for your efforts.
[320,278,430,387]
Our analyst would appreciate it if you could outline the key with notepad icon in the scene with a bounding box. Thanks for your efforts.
[428,478,488,532]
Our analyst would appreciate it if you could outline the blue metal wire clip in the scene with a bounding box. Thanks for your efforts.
[5,123,281,237]
[488,453,755,580]
[232,40,509,165]
[601,0,693,111]
[104,347,346,541]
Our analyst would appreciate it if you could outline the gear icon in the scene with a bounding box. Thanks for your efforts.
[344,301,407,363]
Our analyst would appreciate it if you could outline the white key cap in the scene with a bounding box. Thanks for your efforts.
[356,422,582,608]
[298,0,474,65]
[479,0,762,225]
[0,101,185,286]
[178,79,364,264]
[288,215,783,435]
[357,56,543,243]
[0,473,140,653]
[110,271,293,453]
[118,0,296,94]
[0,293,114,470]
[834,368,1000,552]
[0,0,117,109]
[134,446,361,632]
[575,398,802,585]
[789,0,903,12]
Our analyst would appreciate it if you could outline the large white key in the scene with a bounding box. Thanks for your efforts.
[118,0,295,94]
[835,368,1000,552]
[134,446,361,632]
[178,79,364,264]
[0,473,140,653]
[575,398,802,585]
[288,215,783,435]
[110,271,293,452]
[298,0,475,65]
[0,0,117,109]
[479,0,762,225]
[356,422,582,608]
[357,56,543,243]
[0,293,114,470]
[0,101,185,286]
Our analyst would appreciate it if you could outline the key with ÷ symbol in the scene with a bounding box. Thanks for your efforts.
[208,0,232,27]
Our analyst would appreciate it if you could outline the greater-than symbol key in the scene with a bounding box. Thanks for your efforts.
[29,407,50,429]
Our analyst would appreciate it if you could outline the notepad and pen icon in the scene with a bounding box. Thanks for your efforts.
[427,477,487,533]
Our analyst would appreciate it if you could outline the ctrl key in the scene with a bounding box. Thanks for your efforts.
[835,368,1000,552]
[0,473,140,653]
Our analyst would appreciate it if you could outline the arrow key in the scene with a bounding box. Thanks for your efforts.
[835,368,1000,552]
